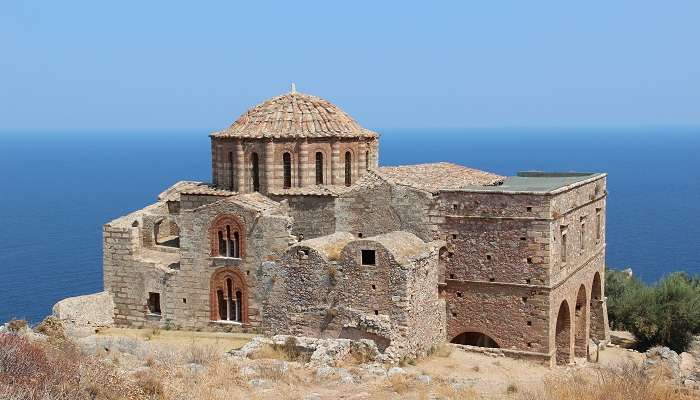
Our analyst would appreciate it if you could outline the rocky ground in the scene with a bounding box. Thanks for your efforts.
[1,318,699,400]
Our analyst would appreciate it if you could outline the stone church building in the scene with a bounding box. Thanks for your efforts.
[103,89,610,366]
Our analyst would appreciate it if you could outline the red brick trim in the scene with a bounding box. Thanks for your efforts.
[209,266,249,324]
[209,214,246,258]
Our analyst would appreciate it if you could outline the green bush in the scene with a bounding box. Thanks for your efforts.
[606,269,700,352]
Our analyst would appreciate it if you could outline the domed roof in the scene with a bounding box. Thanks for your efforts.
[211,91,378,139]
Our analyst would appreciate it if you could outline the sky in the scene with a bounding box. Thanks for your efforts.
[1,1,699,131]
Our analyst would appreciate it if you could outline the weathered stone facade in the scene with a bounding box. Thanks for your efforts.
[98,90,609,365]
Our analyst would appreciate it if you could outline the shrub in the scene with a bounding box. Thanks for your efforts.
[606,269,700,352]
[6,320,28,333]
[0,334,49,384]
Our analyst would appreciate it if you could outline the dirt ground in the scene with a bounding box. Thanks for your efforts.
[85,327,649,399]
[95,327,255,354]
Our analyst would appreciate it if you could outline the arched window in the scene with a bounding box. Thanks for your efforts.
[210,215,245,259]
[251,152,260,192]
[283,152,292,189]
[344,151,352,186]
[228,151,234,190]
[365,150,370,170]
[315,152,324,185]
[210,267,247,323]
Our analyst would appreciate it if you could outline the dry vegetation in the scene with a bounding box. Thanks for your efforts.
[0,318,697,400]
[519,363,696,400]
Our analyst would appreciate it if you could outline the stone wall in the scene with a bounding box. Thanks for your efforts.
[335,175,435,242]
[262,231,445,361]
[270,194,336,239]
[212,137,379,194]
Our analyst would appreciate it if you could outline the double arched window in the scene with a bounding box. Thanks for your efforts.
[217,225,240,258]
[210,215,245,258]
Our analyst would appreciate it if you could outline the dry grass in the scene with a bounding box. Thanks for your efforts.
[184,344,221,366]
[431,344,454,358]
[519,362,696,400]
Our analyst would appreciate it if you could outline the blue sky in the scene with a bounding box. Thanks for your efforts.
[1,1,698,131]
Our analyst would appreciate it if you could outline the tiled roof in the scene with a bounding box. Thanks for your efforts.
[158,181,235,202]
[228,192,281,212]
[211,92,378,139]
[376,163,504,193]
[268,185,354,197]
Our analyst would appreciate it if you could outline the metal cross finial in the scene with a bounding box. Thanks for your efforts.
[290,82,296,94]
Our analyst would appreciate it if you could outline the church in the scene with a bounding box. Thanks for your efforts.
[102,87,609,366]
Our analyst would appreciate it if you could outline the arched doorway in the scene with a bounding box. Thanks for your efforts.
[451,332,499,348]
[574,285,588,357]
[210,267,248,324]
[590,272,606,341]
[555,300,571,365]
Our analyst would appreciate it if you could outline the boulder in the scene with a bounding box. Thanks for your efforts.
[609,330,637,348]
[387,367,407,377]
[643,346,681,380]
[52,291,114,327]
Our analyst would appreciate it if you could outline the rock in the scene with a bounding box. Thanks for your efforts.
[610,331,636,348]
[310,339,352,367]
[248,378,265,388]
[0,324,6,334]
[417,374,431,384]
[680,352,695,379]
[362,363,387,377]
[314,366,335,381]
[337,368,355,385]
[643,346,681,380]
[186,363,205,374]
[52,291,114,327]
[240,366,256,376]
[387,367,406,377]
[304,394,321,400]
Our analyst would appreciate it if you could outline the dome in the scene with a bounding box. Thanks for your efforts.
[211,92,378,139]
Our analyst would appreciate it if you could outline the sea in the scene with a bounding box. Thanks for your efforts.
[1,128,698,323]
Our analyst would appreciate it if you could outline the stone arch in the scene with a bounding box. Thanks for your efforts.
[590,271,606,341]
[451,331,499,348]
[209,214,245,258]
[209,267,248,323]
[555,300,572,365]
[574,284,589,357]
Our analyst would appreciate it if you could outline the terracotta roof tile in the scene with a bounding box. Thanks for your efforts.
[211,92,378,139]
[376,163,504,193]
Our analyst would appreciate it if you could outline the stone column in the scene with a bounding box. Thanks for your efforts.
[299,140,309,187]
[235,140,245,193]
[265,140,275,193]
[331,140,340,185]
